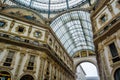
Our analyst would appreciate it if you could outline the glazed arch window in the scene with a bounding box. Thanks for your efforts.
[0,71,11,80]
[27,55,35,70]
[114,68,120,80]
[3,50,15,66]
[109,42,120,63]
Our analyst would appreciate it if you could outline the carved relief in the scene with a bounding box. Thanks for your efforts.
[9,20,15,32]
[107,3,114,16]
[9,11,41,23]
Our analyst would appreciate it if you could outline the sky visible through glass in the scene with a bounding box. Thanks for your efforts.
[50,11,94,56]
[13,0,96,13]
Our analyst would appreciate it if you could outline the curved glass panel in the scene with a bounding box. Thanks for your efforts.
[50,11,94,56]
[13,0,96,13]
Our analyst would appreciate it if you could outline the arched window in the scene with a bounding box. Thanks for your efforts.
[20,75,34,80]
[114,68,120,80]
[0,71,11,80]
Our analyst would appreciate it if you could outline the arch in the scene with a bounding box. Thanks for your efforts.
[20,74,34,80]
[1,6,45,24]
[114,68,120,80]
[73,56,99,76]
[18,73,36,80]
[111,65,120,80]
[75,59,98,70]
[0,70,12,80]
[75,59,99,79]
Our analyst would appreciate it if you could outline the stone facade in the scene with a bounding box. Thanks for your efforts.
[91,0,120,80]
[0,7,75,80]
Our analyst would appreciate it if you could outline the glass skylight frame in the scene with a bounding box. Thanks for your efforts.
[13,0,96,13]
[50,11,95,56]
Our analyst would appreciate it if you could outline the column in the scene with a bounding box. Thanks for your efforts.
[14,52,25,80]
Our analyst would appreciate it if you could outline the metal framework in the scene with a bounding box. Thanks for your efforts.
[11,0,96,13]
[50,11,94,56]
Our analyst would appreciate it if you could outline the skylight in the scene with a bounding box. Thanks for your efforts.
[50,11,94,56]
[12,0,96,13]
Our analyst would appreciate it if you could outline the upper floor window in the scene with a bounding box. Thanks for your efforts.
[3,50,15,66]
[109,42,120,63]
[16,26,26,33]
[34,31,42,38]
[18,26,24,32]
[100,15,107,23]
[0,21,6,28]
[27,55,35,70]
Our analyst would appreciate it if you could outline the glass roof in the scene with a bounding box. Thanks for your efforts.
[50,11,94,56]
[12,0,96,13]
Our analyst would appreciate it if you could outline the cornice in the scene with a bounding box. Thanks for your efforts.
[91,0,109,18]
[0,12,73,61]
[94,18,120,46]
[0,33,75,77]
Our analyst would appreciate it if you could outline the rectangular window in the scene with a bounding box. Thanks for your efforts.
[18,26,24,33]
[100,15,107,23]
[109,42,120,62]
[0,21,5,27]
[27,55,35,70]
[3,51,15,66]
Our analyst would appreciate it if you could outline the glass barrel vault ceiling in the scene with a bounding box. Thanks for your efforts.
[12,0,96,13]
[50,11,94,56]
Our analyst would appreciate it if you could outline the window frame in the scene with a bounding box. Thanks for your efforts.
[27,55,36,70]
[0,20,7,28]
[16,25,26,34]
[3,50,15,67]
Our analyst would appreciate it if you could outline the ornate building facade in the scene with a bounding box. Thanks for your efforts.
[0,7,75,80]
[0,0,120,80]
[91,0,120,80]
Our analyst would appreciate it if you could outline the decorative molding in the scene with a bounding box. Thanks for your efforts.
[28,25,32,36]
[33,30,43,38]
[7,45,20,51]
[107,3,115,16]
[9,20,15,32]
[15,25,26,34]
